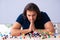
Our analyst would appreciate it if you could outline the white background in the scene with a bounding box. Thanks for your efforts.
[0,0,60,24]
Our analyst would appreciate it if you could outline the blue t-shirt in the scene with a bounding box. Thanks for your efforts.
[16,12,50,29]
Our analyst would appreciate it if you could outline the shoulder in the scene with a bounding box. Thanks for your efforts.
[18,13,27,20]
[16,13,28,24]
[40,11,50,18]
[40,11,51,24]
[16,14,24,24]
[17,13,25,20]
[40,11,47,16]
[18,14,23,18]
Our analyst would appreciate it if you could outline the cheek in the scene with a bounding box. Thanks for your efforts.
[34,16,37,19]
[34,17,36,21]
[27,16,30,20]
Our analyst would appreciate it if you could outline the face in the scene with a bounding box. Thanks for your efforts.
[26,10,37,22]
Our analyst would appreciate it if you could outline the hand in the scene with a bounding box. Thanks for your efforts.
[29,22,36,32]
[28,24,33,32]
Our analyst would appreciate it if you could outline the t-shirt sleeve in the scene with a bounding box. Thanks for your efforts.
[41,12,51,24]
[16,14,23,25]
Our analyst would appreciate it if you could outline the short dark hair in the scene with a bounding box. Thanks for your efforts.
[23,3,41,20]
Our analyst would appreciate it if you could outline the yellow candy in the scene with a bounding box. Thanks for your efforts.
[49,32,54,35]
[22,34,25,36]
[49,32,52,35]
[22,34,25,39]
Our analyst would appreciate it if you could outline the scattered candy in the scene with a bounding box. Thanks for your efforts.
[0,31,60,40]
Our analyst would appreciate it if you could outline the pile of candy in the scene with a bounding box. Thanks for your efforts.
[0,31,60,40]
[25,31,60,39]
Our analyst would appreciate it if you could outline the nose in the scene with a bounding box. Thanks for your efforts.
[30,16,33,20]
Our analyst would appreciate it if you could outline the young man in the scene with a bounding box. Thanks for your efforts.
[11,3,55,36]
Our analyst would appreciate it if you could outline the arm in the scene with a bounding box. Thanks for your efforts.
[34,21,55,33]
[44,21,55,32]
[11,22,31,36]
[35,12,55,33]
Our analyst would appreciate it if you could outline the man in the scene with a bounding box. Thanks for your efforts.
[11,3,55,36]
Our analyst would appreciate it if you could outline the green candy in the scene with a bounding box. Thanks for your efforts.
[48,35,50,38]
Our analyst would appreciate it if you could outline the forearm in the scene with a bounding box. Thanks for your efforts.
[34,29,47,33]
[39,29,54,32]
[34,29,55,33]
[11,29,30,36]
[11,23,35,36]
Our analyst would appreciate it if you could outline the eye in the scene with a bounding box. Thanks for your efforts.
[33,14,36,16]
[33,15,35,16]
[28,15,31,16]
